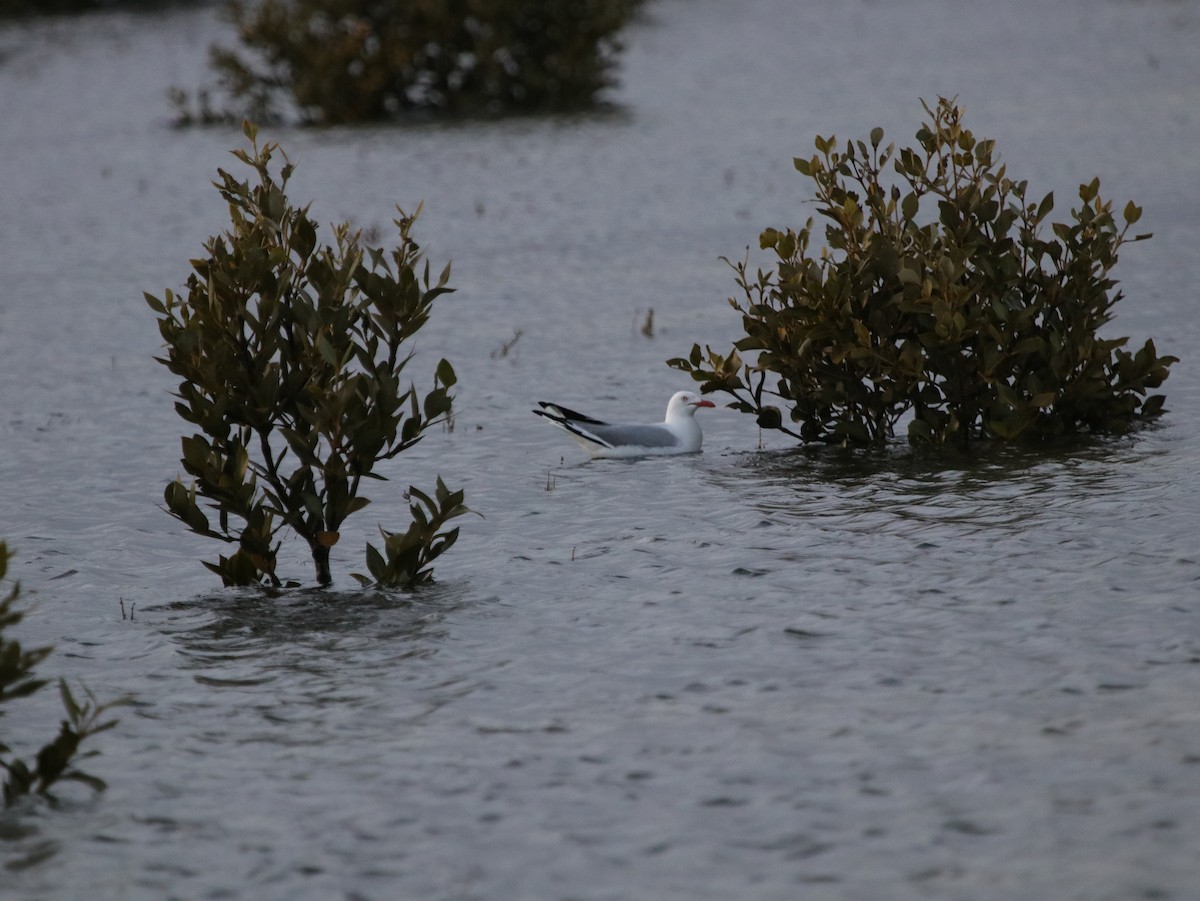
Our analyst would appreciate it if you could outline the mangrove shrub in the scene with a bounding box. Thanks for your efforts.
[1,543,122,806]
[147,122,468,588]
[206,0,644,124]
[670,98,1176,447]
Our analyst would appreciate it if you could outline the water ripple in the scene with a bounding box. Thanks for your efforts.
[3,3,1200,898]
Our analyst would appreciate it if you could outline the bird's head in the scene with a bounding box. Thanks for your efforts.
[667,391,716,419]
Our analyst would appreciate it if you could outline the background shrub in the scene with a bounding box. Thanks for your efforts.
[147,123,468,588]
[204,0,644,124]
[671,98,1177,447]
[0,0,173,15]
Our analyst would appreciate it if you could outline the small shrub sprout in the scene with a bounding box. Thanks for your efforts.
[0,543,124,807]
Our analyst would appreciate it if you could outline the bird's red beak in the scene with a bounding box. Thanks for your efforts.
[694,399,716,408]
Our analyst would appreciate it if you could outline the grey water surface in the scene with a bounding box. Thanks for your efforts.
[2,1,1199,898]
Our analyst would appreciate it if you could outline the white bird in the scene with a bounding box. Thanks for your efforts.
[533,391,716,458]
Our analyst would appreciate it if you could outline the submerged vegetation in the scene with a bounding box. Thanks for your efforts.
[147,122,469,589]
[0,544,122,807]
[671,98,1176,448]
[175,0,644,125]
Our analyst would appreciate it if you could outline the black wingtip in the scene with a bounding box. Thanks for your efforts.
[532,404,612,448]
[534,402,605,425]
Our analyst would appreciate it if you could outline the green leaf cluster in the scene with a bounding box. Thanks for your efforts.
[147,122,465,587]
[206,0,645,125]
[670,99,1177,447]
[353,477,475,588]
[0,544,123,807]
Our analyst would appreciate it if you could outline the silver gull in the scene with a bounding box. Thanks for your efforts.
[533,391,715,458]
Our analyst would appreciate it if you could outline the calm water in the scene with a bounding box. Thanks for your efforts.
[2,1,1199,898]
